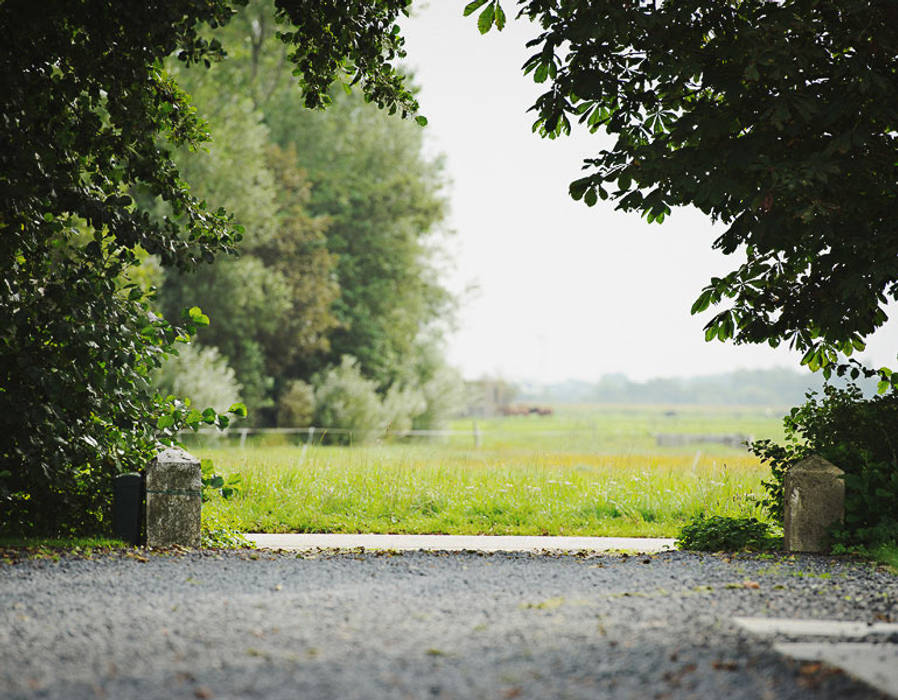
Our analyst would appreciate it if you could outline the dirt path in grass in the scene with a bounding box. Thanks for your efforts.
[1,549,896,699]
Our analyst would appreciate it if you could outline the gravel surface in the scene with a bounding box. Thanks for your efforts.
[2,549,897,699]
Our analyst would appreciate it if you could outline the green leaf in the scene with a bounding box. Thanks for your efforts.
[187,306,210,326]
[156,414,175,430]
[463,0,489,16]
[494,3,506,30]
[415,115,428,127]
[477,3,495,34]
[534,63,549,83]
[584,188,598,207]
[691,290,713,314]
[185,409,203,426]
[569,177,591,200]
[228,402,248,417]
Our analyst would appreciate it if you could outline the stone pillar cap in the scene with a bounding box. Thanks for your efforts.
[152,446,200,466]
[793,454,844,475]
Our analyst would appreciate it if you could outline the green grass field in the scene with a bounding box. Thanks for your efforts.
[197,404,785,537]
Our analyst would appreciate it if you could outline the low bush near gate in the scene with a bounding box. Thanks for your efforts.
[675,514,779,551]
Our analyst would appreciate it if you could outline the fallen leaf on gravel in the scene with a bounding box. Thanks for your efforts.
[663,663,697,686]
[502,687,522,698]
[799,663,822,675]
[712,660,739,671]
[742,580,760,589]
[194,687,213,699]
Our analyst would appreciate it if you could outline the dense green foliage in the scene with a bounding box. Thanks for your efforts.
[675,514,779,552]
[473,0,898,378]
[0,0,422,534]
[752,384,898,547]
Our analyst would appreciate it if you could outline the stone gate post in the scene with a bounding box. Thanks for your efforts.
[145,446,202,548]
[784,454,845,552]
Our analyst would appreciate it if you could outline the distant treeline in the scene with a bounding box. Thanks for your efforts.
[519,368,879,406]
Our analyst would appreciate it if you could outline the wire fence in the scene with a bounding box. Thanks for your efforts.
[179,424,485,448]
[176,424,753,451]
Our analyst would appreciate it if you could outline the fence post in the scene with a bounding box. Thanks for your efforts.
[300,426,315,461]
[239,428,248,449]
[473,420,481,448]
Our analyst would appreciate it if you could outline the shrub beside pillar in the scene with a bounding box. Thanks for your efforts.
[145,447,202,548]
[784,454,845,552]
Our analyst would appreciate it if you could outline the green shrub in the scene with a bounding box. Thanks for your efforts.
[313,356,386,444]
[276,380,315,427]
[751,383,898,548]
[382,384,425,434]
[414,365,465,431]
[676,514,779,551]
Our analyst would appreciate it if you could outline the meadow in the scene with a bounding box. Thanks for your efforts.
[194,404,787,537]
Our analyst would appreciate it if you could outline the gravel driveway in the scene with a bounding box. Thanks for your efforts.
[2,549,896,699]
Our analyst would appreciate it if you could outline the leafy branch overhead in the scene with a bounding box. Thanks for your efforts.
[470,0,898,380]
[0,0,428,534]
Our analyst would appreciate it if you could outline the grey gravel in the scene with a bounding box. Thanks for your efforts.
[1,549,897,699]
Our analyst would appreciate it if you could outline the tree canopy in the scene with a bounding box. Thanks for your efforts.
[158,1,454,421]
[0,0,422,533]
[470,0,898,378]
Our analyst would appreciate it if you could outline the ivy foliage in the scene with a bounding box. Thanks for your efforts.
[0,0,420,534]
[474,1,898,377]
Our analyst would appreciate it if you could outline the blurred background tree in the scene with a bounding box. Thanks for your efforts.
[154,0,460,427]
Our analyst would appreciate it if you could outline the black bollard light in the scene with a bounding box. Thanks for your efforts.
[113,473,143,545]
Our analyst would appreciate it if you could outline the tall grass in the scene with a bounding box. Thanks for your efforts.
[200,441,771,537]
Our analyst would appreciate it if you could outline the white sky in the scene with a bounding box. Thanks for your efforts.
[398,3,898,382]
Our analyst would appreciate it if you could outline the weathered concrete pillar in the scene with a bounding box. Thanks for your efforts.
[784,454,845,552]
[146,447,202,548]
